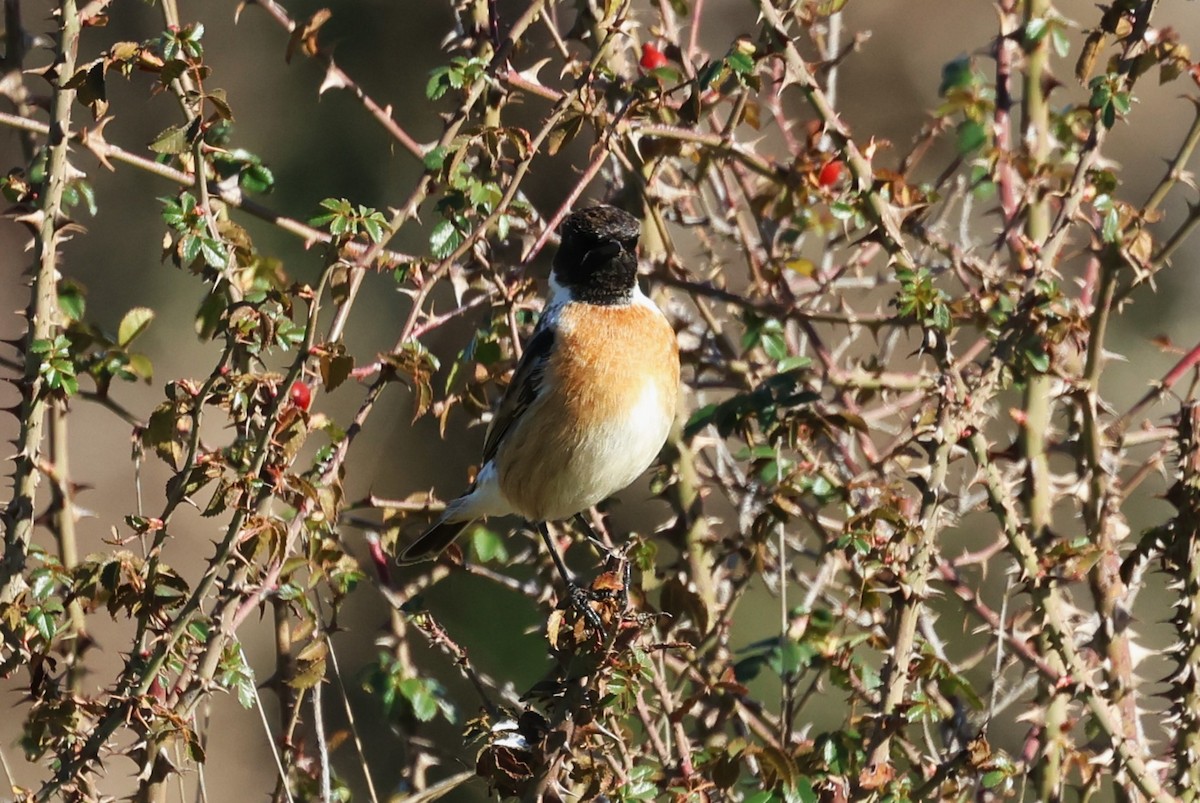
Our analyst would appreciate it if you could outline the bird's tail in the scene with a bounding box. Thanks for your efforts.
[400,517,475,564]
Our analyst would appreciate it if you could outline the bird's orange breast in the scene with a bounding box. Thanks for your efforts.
[495,299,680,522]
[551,301,680,430]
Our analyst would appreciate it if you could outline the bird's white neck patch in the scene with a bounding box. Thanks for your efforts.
[541,272,574,328]
[630,282,657,312]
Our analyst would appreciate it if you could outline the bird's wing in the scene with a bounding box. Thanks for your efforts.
[481,323,555,464]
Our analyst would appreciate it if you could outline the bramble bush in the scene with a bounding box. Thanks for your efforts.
[3,0,1200,801]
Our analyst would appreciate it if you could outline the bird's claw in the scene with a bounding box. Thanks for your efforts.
[566,582,605,633]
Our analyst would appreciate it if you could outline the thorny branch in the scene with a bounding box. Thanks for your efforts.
[1,0,1200,801]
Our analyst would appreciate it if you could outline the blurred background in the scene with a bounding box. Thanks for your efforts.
[3,0,1200,799]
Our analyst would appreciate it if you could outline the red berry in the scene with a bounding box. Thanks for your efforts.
[818,159,844,188]
[288,381,312,411]
[640,43,668,71]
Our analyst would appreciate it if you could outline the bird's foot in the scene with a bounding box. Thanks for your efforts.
[566,582,605,632]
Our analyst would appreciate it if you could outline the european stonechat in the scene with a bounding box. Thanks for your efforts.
[401,205,680,586]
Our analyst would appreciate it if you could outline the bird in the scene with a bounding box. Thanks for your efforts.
[401,204,680,600]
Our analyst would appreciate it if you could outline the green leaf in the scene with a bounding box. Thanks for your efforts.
[423,146,448,171]
[288,654,327,690]
[982,770,1007,789]
[161,194,192,227]
[127,353,154,381]
[360,215,386,243]
[1102,206,1121,243]
[829,201,856,221]
[1026,348,1050,373]
[776,355,811,373]
[1024,17,1048,44]
[425,66,451,100]
[474,340,501,365]
[429,218,462,259]
[761,330,787,361]
[931,302,951,331]
[28,608,56,641]
[221,645,256,709]
[118,307,155,347]
[684,403,719,440]
[161,35,180,61]
[30,571,55,601]
[468,181,502,210]
[76,181,97,215]
[240,164,274,194]
[768,639,806,676]
[404,680,439,721]
[939,56,974,96]
[1051,27,1070,57]
[725,51,754,75]
[181,234,202,264]
[649,65,683,83]
[789,780,818,803]
[160,59,186,84]
[471,526,508,563]
[149,123,192,154]
[194,292,225,339]
[696,60,723,90]
[199,238,227,267]
[956,119,987,153]
[205,88,234,121]
[57,281,86,322]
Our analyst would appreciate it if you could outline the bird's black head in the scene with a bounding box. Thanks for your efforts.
[552,205,641,305]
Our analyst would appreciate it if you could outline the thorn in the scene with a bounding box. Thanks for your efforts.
[79,117,117,172]
[12,210,45,232]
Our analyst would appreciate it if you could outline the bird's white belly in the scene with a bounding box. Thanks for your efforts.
[532,381,671,522]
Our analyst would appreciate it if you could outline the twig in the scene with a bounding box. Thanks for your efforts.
[312,673,331,803]
[756,0,915,272]
[1,0,82,602]
[326,635,382,803]
[243,0,423,159]
[0,110,414,266]
[249,641,297,803]
[967,432,1175,803]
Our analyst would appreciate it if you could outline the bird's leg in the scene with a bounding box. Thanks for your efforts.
[536,522,603,631]
[536,521,575,587]
[575,512,633,615]
[573,511,615,558]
